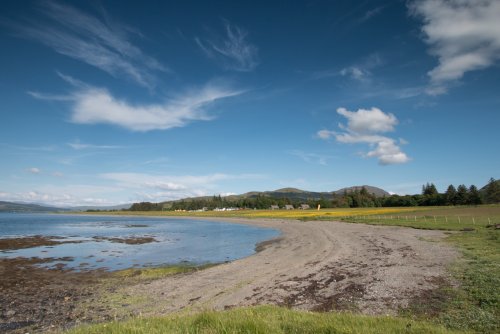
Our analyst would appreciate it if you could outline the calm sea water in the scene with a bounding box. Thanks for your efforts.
[0,213,279,271]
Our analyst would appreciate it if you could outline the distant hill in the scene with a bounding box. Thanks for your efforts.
[0,201,67,213]
[333,185,390,197]
[160,185,390,206]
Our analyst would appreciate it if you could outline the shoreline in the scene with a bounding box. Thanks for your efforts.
[1,217,459,333]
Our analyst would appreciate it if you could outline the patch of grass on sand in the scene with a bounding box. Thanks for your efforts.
[75,264,218,321]
[112,263,216,281]
[66,305,463,334]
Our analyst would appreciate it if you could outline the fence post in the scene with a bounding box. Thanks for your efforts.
[445,216,448,223]
[434,216,436,223]
[458,216,461,224]
[472,217,475,225]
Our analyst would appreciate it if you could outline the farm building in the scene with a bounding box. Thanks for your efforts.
[300,204,310,210]
[284,204,294,210]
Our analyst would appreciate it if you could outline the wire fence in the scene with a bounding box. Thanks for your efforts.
[340,214,498,227]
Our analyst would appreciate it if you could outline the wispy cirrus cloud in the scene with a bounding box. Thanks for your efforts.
[195,21,259,72]
[318,107,410,165]
[310,53,383,82]
[8,1,166,88]
[357,5,386,23]
[30,76,243,132]
[339,66,370,82]
[67,140,124,150]
[410,0,500,95]
[287,150,330,166]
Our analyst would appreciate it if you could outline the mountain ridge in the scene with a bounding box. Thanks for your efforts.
[0,201,68,213]
[160,185,390,205]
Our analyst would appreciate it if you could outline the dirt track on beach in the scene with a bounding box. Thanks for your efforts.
[117,218,458,317]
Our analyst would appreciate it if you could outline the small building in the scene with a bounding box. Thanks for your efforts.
[270,205,280,210]
[284,204,294,210]
[299,204,310,210]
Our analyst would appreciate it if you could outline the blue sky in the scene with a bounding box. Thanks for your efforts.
[1,0,499,207]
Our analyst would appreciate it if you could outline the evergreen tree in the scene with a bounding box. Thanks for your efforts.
[445,185,457,205]
[422,183,438,196]
[456,184,468,205]
[485,177,500,204]
[467,185,482,205]
[421,183,441,206]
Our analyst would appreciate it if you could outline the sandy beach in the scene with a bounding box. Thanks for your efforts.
[115,218,458,317]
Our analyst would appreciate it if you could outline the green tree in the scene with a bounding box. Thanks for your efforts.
[484,177,500,204]
[456,184,468,205]
[467,185,482,205]
[445,184,457,205]
[422,183,438,196]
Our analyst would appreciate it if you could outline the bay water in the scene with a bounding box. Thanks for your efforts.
[0,213,279,271]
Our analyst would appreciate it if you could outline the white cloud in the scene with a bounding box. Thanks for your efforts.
[317,107,410,165]
[410,0,500,94]
[196,21,259,72]
[26,167,41,174]
[336,107,397,133]
[31,81,242,132]
[365,138,410,165]
[10,1,166,88]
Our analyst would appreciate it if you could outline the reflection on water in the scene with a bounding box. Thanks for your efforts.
[0,213,279,271]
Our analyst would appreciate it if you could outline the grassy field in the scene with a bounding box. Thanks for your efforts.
[72,205,499,333]
[93,205,500,228]
[66,305,464,334]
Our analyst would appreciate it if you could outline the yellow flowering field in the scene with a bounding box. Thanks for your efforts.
[99,207,425,220]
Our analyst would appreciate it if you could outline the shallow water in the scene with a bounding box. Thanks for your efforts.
[0,213,279,271]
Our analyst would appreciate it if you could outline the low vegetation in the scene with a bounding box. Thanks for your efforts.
[66,305,463,334]
[112,264,216,281]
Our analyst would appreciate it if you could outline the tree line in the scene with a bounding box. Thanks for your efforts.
[125,178,500,211]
